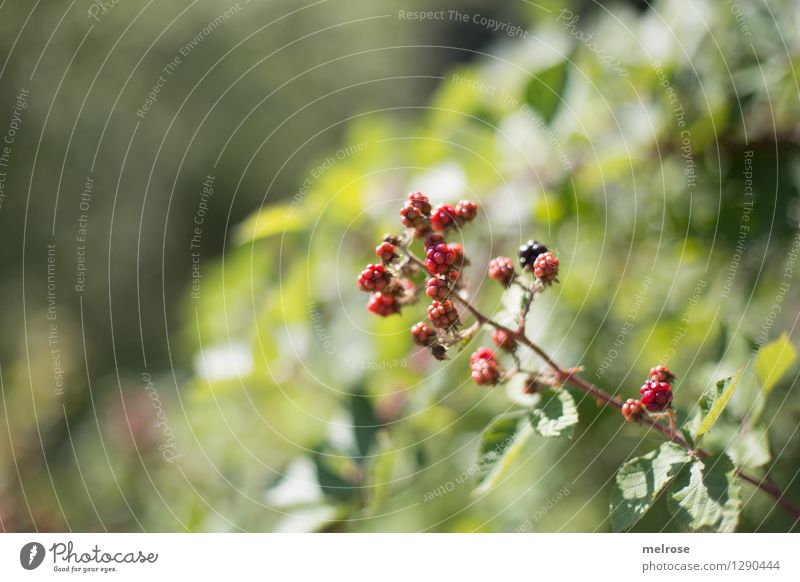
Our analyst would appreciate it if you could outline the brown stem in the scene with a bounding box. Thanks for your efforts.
[400,248,800,521]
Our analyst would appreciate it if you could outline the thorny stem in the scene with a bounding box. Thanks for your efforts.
[401,247,800,521]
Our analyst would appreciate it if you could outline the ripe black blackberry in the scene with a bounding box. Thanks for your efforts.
[518,240,548,271]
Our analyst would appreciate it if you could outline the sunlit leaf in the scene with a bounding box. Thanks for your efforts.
[694,369,744,439]
[530,389,578,438]
[474,412,532,496]
[233,204,307,244]
[754,333,796,396]
[667,455,741,532]
[610,443,689,532]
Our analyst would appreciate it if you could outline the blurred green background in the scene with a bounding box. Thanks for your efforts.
[1,0,799,532]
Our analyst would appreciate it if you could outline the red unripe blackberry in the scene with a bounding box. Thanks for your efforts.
[423,233,445,250]
[491,328,517,351]
[533,251,559,283]
[518,240,548,270]
[430,204,457,231]
[424,242,457,275]
[450,243,465,268]
[621,398,642,421]
[411,322,436,346]
[427,299,459,329]
[400,202,428,229]
[639,380,670,395]
[488,256,515,285]
[375,242,396,264]
[358,263,391,292]
[425,276,450,300]
[640,381,672,411]
[367,292,398,317]
[455,200,478,222]
[407,191,431,215]
[470,347,501,385]
[649,364,675,383]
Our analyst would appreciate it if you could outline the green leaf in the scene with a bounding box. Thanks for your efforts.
[667,455,742,532]
[312,452,357,503]
[474,412,532,496]
[754,333,796,396]
[523,60,568,123]
[367,431,397,513]
[694,369,744,439]
[727,426,771,469]
[610,443,690,532]
[530,389,579,438]
[233,204,307,244]
[351,391,380,461]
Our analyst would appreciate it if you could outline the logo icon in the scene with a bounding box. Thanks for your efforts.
[20,542,46,570]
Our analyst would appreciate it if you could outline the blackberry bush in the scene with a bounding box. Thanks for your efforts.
[355,190,800,532]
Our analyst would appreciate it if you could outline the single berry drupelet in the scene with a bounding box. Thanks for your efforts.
[621,398,642,421]
[427,299,459,329]
[491,328,517,351]
[649,364,675,383]
[455,200,478,222]
[375,242,396,264]
[367,292,398,317]
[488,256,516,285]
[640,380,672,411]
[424,242,457,275]
[358,264,391,292]
[411,322,436,346]
[533,251,559,283]
[470,347,501,386]
[518,240,548,270]
[430,204,457,231]
[400,192,431,231]
[425,276,450,300]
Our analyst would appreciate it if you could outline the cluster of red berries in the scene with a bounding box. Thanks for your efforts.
[427,299,459,329]
[399,192,478,237]
[470,347,501,385]
[621,365,675,420]
[359,191,562,389]
[488,239,560,287]
[356,240,409,317]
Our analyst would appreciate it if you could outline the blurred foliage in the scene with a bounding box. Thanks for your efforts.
[2,0,800,532]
